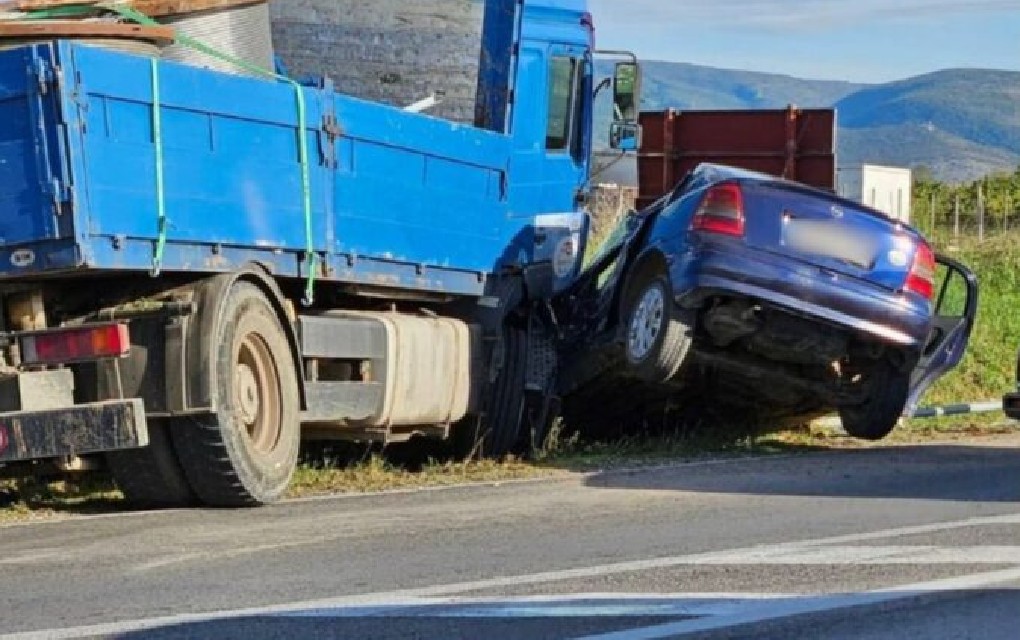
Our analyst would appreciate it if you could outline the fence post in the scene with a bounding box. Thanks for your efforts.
[978,183,986,242]
[954,194,961,240]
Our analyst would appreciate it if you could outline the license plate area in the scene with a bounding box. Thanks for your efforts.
[784,219,877,269]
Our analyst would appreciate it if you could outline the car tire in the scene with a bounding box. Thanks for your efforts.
[838,362,910,441]
[623,274,694,383]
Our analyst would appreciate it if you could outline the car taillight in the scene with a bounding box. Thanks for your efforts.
[692,183,745,237]
[905,241,936,300]
[19,324,130,366]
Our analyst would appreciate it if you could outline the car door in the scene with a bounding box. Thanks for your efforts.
[905,254,980,414]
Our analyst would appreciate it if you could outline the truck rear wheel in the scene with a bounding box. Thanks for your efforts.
[171,283,300,507]
[106,419,195,508]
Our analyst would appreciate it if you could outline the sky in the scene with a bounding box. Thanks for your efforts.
[588,0,1020,83]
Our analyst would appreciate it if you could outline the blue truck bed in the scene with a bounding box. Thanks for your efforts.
[0,41,580,298]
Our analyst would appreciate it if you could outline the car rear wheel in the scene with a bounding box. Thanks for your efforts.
[838,362,910,441]
[623,274,694,383]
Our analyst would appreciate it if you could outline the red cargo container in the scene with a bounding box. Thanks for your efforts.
[636,106,837,209]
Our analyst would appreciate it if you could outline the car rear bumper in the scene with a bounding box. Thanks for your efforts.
[0,399,149,464]
[678,243,932,349]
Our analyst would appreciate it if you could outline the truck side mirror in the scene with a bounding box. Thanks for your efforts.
[612,61,641,123]
[609,121,642,151]
[609,61,641,151]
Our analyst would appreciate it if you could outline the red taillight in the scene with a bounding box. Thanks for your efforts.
[905,241,936,300]
[692,183,745,237]
[19,324,130,366]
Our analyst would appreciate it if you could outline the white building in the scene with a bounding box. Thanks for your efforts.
[837,164,913,223]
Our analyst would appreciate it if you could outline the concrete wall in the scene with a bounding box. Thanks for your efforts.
[269,0,484,123]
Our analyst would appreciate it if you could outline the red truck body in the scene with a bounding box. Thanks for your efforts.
[636,106,837,209]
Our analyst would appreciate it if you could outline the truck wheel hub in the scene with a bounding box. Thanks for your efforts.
[236,362,260,425]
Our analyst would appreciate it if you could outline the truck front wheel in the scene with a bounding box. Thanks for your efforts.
[171,282,300,507]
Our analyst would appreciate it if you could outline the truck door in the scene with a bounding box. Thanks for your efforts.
[542,44,591,210]
[905,254,980,413]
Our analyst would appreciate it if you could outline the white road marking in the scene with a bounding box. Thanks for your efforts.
[689,545,1020,565]
[0,550,65,565]
[572,565,1020,640]
[6,512,1020,640]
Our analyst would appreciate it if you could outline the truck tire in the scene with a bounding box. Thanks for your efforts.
[170,282,301,507]
[838,362,910,441]
[106,419,195,508]
[458,325,529,459]
[623,274,694,383]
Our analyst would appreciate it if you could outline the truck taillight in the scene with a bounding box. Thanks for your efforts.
[19,324,130,366]
[692,183,745,237]
[905,241,936,300]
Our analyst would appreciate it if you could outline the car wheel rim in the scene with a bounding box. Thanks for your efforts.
[234,332,282,455]
[629,285,665,362]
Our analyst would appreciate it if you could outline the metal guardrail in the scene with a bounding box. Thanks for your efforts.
[907,400,1004,420]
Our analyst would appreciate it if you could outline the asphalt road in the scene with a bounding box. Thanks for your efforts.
[1,435,1019,639]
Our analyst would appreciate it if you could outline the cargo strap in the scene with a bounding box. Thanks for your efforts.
[26,2,319,304]
[150,56,167,276]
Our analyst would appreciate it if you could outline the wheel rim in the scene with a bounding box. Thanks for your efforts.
[628,284,665,362]
[233,331,282,455]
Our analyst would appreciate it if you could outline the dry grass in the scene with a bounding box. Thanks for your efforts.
[287,455,561,499]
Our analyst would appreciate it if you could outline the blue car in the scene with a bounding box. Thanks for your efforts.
[558,164,978,440]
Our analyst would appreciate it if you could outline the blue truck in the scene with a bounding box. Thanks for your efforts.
[0,0,640,506]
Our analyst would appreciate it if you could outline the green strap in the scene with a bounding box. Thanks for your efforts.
[37,2,319,303]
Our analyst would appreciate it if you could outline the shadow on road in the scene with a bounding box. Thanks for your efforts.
[98,588,1020,640]
[583,443,1020,503]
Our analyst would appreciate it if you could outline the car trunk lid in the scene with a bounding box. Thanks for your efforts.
[738,180,925,294]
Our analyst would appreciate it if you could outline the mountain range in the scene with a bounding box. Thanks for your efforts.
[621,61,1020,183]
